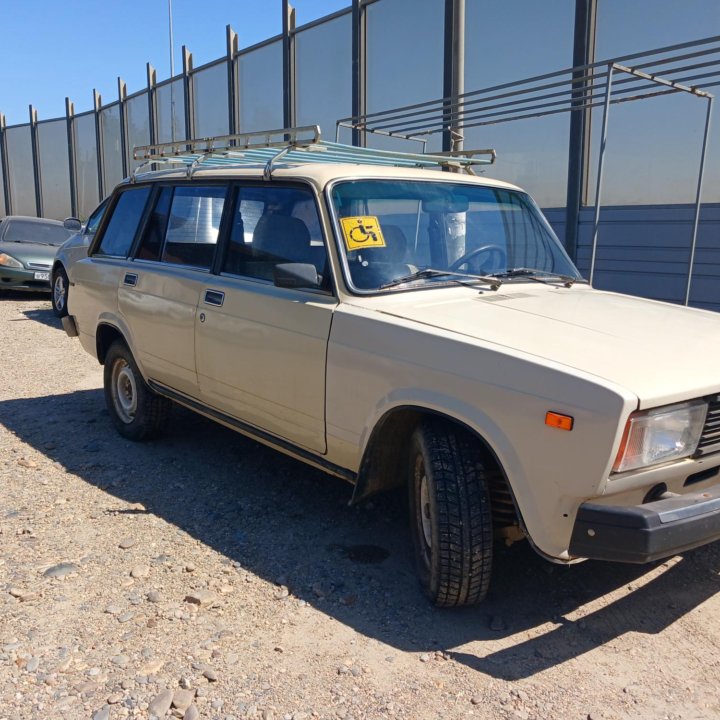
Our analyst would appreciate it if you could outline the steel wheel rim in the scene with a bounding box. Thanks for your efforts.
[112,359,137,424]
[419,472,432,550]
[53,274,66,311]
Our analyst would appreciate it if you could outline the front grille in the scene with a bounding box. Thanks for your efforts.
[696,396,720,457]
[27,262,51,270]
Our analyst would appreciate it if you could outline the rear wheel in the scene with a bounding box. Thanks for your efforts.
[104,340,171,441]
[408,419,494,606]
[51,266,69,318]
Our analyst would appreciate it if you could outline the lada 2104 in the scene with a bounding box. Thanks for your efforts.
[63,129,720,606]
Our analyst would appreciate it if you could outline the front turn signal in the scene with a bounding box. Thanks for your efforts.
[545,411,574,431]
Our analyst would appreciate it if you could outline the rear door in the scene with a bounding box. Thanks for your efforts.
[118,184,228,397]
[194,183,336,453]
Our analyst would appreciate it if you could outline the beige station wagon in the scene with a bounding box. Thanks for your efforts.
[64,127,720,607]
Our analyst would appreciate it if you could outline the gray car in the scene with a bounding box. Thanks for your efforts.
[0,216,77,294]
[51,200,108,317]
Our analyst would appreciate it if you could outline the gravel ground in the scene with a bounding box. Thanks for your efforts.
[2,292,720,720]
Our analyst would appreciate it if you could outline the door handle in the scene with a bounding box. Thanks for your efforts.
[123,273,138,287]
[204,289,225,307]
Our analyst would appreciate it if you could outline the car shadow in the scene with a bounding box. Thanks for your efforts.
[21,306,61,329]
[0,289,50,302]
[2,388,719,680]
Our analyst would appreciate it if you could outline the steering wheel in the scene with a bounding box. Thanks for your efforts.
[448,244,506,273]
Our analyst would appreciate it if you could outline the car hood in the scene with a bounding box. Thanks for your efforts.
[0,241,58,266]
[365,284,720,409]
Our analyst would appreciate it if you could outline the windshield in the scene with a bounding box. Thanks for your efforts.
[330,180,581,292]
[3,219,73,246]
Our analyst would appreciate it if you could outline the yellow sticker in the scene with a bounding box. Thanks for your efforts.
[341,216,386,251]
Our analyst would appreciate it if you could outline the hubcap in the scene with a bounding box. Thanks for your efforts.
[111,359,137,424]
[53,274,66,311]
[419,473,432,550]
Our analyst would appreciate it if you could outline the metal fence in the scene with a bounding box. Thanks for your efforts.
[0,1,357,221]
[0,0,718,261]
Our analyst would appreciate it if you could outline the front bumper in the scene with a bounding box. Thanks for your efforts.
[569,483,720,563]
[0,266,51,291]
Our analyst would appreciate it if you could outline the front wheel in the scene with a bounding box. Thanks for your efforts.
[103,341,171,441]
[51,266,69,318]
[408,420,494,606]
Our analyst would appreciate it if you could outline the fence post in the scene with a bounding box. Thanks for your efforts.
[684,95,714,306]
[94,89,104,200]
[442,0,465,153]
[65,98,78,218]
[565,0,597,264]
[227,26,239,135]
[118,77,129,178]
[182,46,194,141]
[147,63,157,147]
[282,0,296,131]
[589,63,614,286]
[29,105,43,217]
[0,113,11,215]
[351,0,367,147]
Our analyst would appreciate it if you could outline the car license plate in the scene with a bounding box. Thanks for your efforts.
[34,271,49,281]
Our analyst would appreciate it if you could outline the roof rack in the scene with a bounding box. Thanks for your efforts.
[131,125,496,181]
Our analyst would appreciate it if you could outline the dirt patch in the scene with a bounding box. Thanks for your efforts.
[1,294,720,720]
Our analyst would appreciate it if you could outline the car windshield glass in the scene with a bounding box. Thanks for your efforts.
[330,180,581,292]
[4,220,73,246]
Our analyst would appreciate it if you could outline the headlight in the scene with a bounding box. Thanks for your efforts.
[0,253,23,268]
[612,399,708,474]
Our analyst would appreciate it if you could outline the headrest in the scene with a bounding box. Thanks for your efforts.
[253,214,311,258]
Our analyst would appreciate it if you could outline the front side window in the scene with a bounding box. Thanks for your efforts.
[330,180,581,292]
[222,185,328,287]
[95,187,151,257]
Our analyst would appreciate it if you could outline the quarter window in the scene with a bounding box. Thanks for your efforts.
[85,199,109,235]
[95,187,151,257]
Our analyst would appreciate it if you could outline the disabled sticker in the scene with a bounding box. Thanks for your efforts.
[340,216,386,250]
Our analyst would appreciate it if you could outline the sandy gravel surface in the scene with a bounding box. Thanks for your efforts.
[2,292,720,720]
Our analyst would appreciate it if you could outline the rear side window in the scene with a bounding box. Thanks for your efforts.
[95,188,151,257]
[162,186,226,269]
[135,186,226,270]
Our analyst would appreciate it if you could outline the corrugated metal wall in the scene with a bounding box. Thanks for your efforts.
[546,204,720,310]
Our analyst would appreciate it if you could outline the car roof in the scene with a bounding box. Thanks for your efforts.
[127,162,522,193]
[2,215,65,226]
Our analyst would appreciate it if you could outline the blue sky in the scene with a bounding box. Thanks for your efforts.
[0,0,349,126]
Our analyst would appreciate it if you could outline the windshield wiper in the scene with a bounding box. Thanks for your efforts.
[491,268,582,287]
[380,268,502,291]
[7,239,54,246]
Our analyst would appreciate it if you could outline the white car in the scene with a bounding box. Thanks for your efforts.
[63,129,720,606]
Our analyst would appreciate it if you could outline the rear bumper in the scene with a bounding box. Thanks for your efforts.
[569,484,720,563]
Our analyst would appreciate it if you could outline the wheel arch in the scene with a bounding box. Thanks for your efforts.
[352,404,525,540]
[96,322,128,365]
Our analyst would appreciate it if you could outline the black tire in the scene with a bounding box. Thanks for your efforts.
[408,419,494,607]
[51,265,69,318]
[103,340,171,441]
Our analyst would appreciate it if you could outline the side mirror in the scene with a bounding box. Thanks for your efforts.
[273,263,322,290]
[63,217,82,232]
